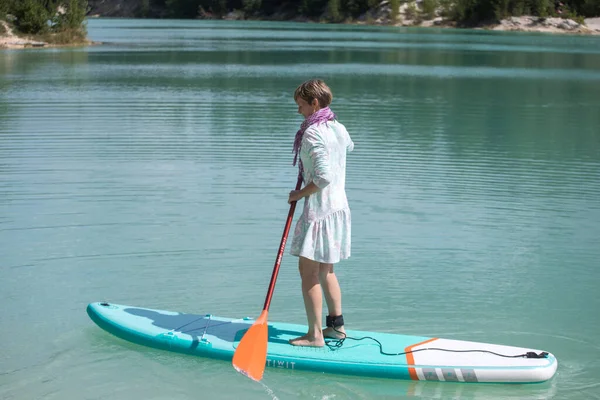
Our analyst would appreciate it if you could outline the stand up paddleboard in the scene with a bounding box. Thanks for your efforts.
[86,302,557,383]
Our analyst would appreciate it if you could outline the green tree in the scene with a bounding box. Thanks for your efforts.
[451,0,496,24]
[532,0,549,17]
[54,0,87,31]
[242,0,261,15]
[581,0,600,15]
[297,0,327,17]
[258,0,282,14]
[1,0,13,17]
[165,0,200,18]
[138,0,151,17]
[390,0,399,22]
[340,0,353,16]
[422,0,437,19]
[210,0,228,15]
[12,0,51,34]
[328,0,341,21]
[493,0,510,19]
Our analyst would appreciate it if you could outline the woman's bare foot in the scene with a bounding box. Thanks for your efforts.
[289,333,325,347]
[288,333,309,344]
[323,326,346,339]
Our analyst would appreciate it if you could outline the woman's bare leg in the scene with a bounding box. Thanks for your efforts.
[319,263,346,339]
[289,256,325,347]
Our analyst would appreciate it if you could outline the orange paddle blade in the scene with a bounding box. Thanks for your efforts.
[232,310,269,381]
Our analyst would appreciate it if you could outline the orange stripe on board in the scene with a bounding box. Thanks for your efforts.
[405,338,438,380]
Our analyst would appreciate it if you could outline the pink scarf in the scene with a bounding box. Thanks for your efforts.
[292,107,336,179]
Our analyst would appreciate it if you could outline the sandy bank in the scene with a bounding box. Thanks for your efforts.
[0,21,98,49]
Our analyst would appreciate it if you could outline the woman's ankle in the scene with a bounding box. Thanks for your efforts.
[326,314,344,328]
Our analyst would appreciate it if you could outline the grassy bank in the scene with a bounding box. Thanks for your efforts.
[33,28,89,45]
[0,0,90,48]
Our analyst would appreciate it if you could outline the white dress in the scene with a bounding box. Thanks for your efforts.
[290,120,354,264]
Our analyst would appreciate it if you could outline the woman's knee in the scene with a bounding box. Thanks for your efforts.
[319,263,334,280]
[299,257,320,279]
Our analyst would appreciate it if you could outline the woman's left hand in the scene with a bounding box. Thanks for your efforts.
[288,190,303,204]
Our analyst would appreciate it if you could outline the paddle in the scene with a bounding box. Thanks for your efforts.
[232,175,304,381]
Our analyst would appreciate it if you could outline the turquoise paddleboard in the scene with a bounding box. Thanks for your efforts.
[87,302,557,383]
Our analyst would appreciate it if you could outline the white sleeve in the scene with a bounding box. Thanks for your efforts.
[303,127,333,189]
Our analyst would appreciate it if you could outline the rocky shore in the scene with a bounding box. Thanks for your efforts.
[491,16,600,34]
[2,1,599,50]
[0,20,98,50]
[359,1,600,35]
[0,21,46,49]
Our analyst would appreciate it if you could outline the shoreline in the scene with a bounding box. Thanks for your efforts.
[2,14,599,50]
[0,21,99,50]
[486,16,600,35]
[343,16,600,35]
[195,3,600,36]
[211,11,600,34]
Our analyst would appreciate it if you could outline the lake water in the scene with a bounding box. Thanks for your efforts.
[1,18,599,400]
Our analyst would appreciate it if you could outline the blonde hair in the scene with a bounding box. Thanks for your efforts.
[294,79,333,108]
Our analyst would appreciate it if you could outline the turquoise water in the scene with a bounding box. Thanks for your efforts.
[1,18,599,399]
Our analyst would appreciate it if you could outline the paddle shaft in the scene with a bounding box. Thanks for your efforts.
[262,175,303,311]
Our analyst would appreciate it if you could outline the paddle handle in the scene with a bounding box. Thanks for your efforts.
[262,175,303,311]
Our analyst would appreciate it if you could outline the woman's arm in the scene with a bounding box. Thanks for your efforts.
[288,181,320,204]
[287,128,331,204]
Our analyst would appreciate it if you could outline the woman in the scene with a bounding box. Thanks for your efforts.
[287,79,354,347]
